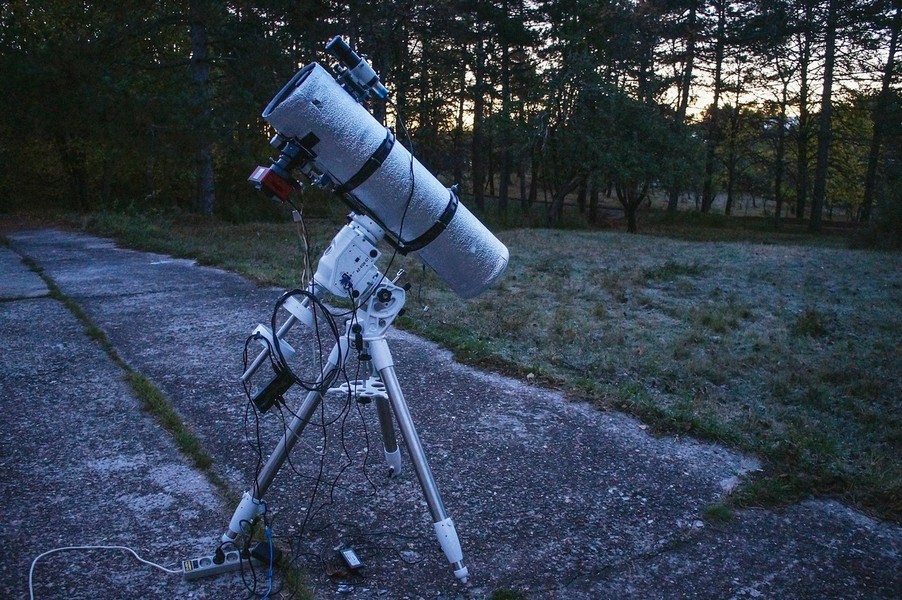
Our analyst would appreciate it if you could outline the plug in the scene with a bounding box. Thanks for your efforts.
[250,541,281,566]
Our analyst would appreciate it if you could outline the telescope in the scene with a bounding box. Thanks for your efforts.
[205,37,511,588]
[249,37,509,299]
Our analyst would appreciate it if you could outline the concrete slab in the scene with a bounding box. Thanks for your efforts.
[0,246,48,299]
[0,293,249,598]
[4,228,901,599]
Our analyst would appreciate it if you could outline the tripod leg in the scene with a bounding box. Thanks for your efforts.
[369,339,469,583]
[374,394,401,477]
[223,337,348,543]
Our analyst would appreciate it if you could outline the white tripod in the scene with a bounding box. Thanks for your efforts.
[222,213,469,583]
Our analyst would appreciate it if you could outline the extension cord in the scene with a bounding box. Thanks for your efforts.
[181,550,261,581]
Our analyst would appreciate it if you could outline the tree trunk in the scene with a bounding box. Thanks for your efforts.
[487,123,496,198]
[667,189,680,213]
[796,0,814,220]
[725,66,747,219]
[576,179,587,214]
[617,182,649,233]
[861,3,900,223]
[498,25,511,215]
[145,155,156,197]
[725,160,735,216]
[668,0,698,213]
[774,96,788,229]
[589,186,600,224]
[547,174,581,227]
[519,161,529,211]
[810,0,837,233]
[471,37,486,211]
[724,104,740,216]
[56,133,89,210]
[527,116,545,209]
[702,0,726,213]
[528,153,539,208]
[453,68,466,187]
[419,36,431,155]
[101,152,113,205]
[190,0,215,217]
[626,205,638,233]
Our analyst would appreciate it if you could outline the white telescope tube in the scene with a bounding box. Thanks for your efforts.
[262,63,509,299]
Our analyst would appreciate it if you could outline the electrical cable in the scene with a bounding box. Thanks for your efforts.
[28,545,181,600]
[285,198,312,285]
[295,98,415,590]
[242,334,270,487]
[234,86,424,599]
[327,97,418,316]
[262,526,274,599]
[236,515,266,598]
[270,289,343,394]
[387,97,418,246]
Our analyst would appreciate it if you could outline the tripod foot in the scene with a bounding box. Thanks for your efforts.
[452,561,469,584]
[434,517,469,583]
[222,491,265,544]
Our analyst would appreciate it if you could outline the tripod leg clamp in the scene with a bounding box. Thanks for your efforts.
[434,517,469,583]
[384,447,402,478]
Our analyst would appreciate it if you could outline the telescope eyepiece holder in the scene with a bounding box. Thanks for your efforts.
[326,35,389,103]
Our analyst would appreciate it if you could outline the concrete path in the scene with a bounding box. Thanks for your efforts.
[0,237,239,598]
[1,228,899,599]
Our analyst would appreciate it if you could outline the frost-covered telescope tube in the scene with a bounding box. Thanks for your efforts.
[262,63,509,299]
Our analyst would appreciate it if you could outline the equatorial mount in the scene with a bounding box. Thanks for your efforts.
[222,212,469,584]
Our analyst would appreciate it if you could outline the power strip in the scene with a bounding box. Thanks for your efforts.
[181,550,261,581]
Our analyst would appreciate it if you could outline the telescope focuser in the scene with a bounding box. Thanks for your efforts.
[326,36,388,103]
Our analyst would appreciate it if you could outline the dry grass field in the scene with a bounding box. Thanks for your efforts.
[409,228,901,518]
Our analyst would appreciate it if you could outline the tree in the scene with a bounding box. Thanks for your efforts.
[567,87,700,232]
[666,0,701,213]
[700,0,730,213]
[4,0,894,235]
[471,15,490,211]
[861,0,901,223]
[0,1,195,210]
[742,0,801,226]
[808,0,880,231]
[826,98,871,218]
[808,0,838,232]
[189,0,216,217]
[794,0,818,220]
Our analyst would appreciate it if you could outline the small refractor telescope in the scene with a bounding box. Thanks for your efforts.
[249,36,509,299]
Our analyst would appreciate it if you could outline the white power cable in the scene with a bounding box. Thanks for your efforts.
[29,545,181,599]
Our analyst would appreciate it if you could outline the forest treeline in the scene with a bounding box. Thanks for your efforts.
[1,1,899,240]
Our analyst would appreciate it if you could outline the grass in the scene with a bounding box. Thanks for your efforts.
[127,372,215,470]
[702,503,734,524]
[17,251,228,491]
[7,208,900,522]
